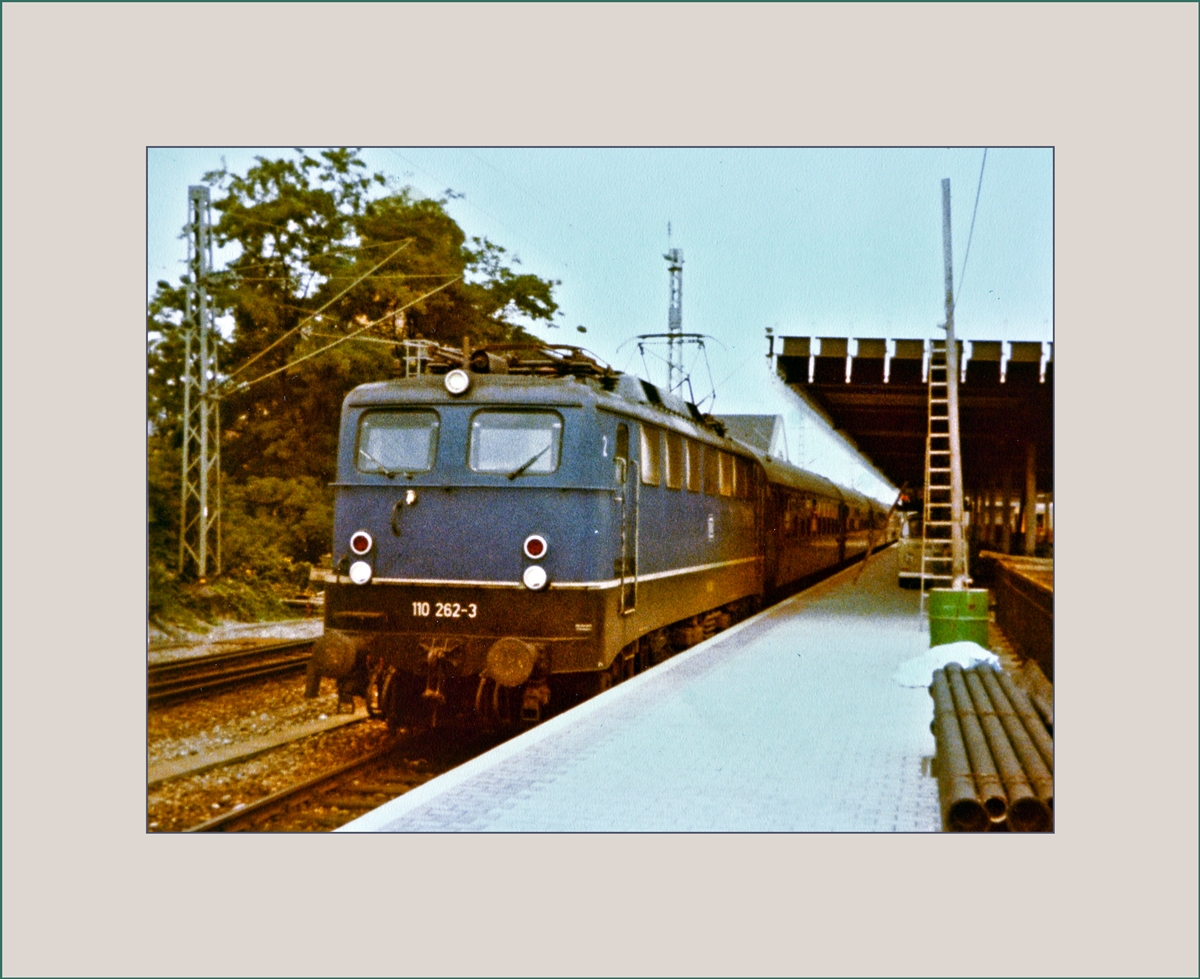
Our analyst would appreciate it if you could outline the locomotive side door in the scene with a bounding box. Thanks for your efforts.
[614,423,638,613]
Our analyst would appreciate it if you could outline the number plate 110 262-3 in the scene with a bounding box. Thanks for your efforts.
[411,600,478,620]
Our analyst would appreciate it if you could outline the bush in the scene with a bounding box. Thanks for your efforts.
[148,560,292,631]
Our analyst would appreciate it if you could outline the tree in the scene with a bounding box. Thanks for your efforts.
[147,149,561,600]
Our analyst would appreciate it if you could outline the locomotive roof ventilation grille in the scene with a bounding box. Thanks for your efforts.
[640,379,664,405]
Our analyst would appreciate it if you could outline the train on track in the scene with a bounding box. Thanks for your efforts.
[307,342,897,728]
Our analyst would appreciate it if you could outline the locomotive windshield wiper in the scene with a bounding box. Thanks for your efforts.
[359,448,407,479]
[506,445,551,480]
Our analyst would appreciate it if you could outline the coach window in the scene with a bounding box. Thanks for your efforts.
[686,439,702,492]
[640,424,662,485]
[469,410,562,475]
[664,431,684,489]
[357,410,440,475]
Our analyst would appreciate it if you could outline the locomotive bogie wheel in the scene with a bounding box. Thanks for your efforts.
[381,668,426,732]
[365,662,387,719]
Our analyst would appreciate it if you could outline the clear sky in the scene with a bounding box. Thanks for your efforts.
[148,146,1053,499]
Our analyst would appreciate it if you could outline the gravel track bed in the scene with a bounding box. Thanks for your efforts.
[148,718,393,832]
[148,675,347,768]
[147,672,515,832]
[148,618,323,665]
[233,731,511,832]
[148,672,395,832]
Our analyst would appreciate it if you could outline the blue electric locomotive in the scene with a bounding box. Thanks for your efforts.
[307,342,891,728]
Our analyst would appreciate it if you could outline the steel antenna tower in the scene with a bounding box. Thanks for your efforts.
[179,185,221,578]
[664,228,684,395]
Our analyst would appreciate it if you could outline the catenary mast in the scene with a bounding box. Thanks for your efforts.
[664,226,684,395]
[179,185,221,578]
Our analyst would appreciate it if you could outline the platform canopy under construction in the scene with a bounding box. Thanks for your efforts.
[772,335,1053,499]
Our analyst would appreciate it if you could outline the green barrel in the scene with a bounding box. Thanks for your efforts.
[928,589,990,648]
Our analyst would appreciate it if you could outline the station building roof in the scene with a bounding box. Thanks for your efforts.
[714,414,789,462]
[773,336,1053,495]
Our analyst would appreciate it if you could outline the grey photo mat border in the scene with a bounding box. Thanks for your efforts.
[4,3,1197,977]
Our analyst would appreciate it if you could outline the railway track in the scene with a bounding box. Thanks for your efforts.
[148,639,316,705]
[185,729,506,832]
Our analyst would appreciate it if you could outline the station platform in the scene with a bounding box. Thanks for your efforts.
[341,546,943,832]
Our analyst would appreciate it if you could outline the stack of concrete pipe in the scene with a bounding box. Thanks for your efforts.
[930,663,1054,832]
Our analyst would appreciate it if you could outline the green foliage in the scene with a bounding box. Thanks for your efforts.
[148,149,562,624]
[222,476,333,574]
[148,560,290,630]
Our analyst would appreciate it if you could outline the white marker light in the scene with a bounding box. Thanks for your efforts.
[522,565,548,591]
[349,561,373,585]
[444,369,471,396]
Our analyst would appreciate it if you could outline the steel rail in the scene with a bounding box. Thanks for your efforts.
[148,639,316,705]
[184,738,404,832]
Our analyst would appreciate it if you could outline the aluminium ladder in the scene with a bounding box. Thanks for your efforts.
[919,339,955,609]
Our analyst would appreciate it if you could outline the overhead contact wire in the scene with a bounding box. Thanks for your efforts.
[227,275,462,392]
[222,238,412,382]
[952,148,987,316]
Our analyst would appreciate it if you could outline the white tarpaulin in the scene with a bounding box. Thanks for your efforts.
[893,640,1002,688]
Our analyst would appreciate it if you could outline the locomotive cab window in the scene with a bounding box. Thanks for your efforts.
[469,410,563,475]
[356,410,440,475]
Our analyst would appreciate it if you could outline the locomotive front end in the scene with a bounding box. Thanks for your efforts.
[308,364,618,728]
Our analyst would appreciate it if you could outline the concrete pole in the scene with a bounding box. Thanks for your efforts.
[1024,440,1038,556]
[941,180,968,583]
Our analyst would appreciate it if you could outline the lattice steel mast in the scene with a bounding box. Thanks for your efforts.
[178,185,221,578]
[664,229,684,395]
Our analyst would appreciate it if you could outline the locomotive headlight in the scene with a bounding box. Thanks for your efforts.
[523,534,547,559]
[522,565,548,591]
[350,530,373,555]
[444,369,471,396]
[348,561,373,585]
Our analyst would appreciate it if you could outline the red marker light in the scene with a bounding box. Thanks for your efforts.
[350,531,373,555]
[523,535,547,559]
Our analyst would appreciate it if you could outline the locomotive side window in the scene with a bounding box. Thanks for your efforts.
[703,445,719,495]
[664,431,684,490]
[356,410,440,475]
[468,410,563,475]
[686,439,702,492]
[718,452,733,497]
[615,423,629,461]
[640,424,661,486]
[732,457,750,499]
